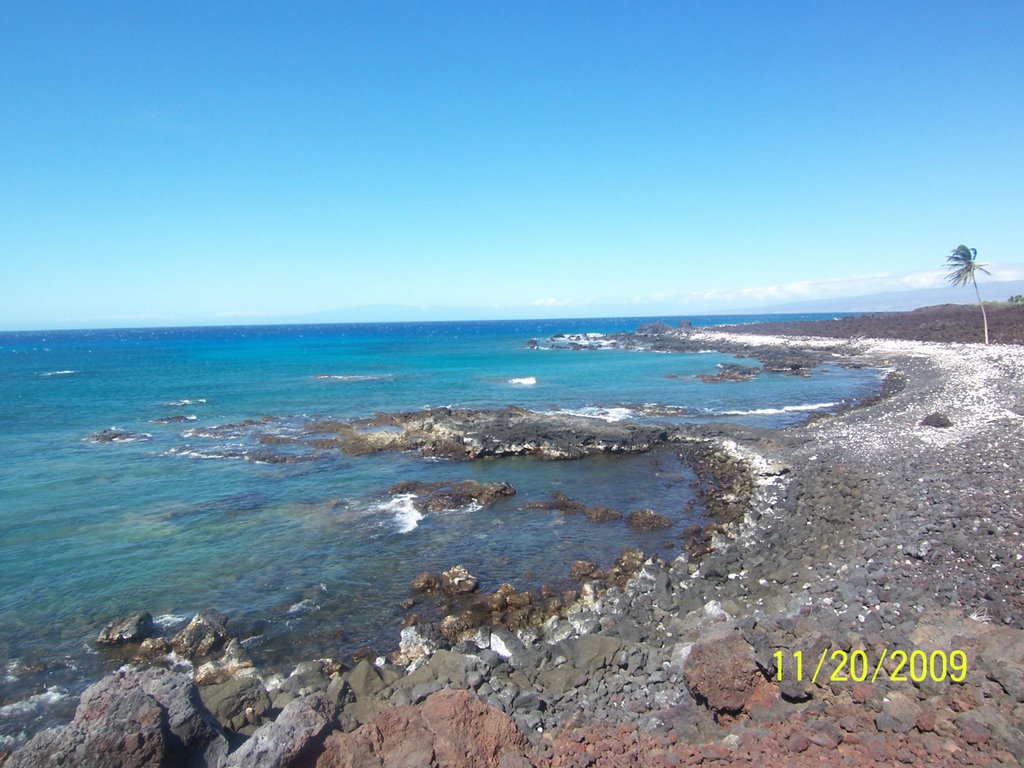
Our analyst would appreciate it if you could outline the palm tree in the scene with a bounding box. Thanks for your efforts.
[945,245,990,344]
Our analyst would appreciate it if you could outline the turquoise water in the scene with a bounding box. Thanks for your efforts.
[0,316,879,741]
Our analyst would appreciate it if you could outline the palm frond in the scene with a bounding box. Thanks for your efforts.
[944,245,987,286]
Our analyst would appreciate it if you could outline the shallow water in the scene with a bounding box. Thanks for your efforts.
[0,316,881,741]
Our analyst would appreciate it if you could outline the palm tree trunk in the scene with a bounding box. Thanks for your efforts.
[974,280,990,344]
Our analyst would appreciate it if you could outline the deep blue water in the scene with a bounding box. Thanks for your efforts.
[0,315,878,743]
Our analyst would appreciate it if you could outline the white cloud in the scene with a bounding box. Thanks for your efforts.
[694,269,954,305]
[530,297,585,308]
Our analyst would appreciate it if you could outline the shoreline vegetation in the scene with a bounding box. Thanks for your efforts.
[6,303,1024,767]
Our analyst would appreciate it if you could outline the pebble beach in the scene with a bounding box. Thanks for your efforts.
[7,317,1024,767]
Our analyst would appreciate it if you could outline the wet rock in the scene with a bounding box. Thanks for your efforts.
[225,694,335,768]
[571,560,596,579]
[315,689,527,768]
[697,363,762,383]
[583,506,622,522]
[193,638,256,685]
[411,572,441,593]
[9,667,226,768]
[393,623,441,667]
[527,493,623,522]
[387,480,516,512]
[625,509,672,530]
[133,637,171,663]
[682,626,763,715]
[88,427,152,443]
[96,611,154,646]
[440,565,480,595]
[170,610,231,660]
[307,406,677,460]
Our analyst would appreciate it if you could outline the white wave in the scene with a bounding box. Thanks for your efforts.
[89,429,152,443]
[165,448,227,460]
[375,493,422,533]
[287,599,320,615]
[313,374,390,382]
[544,406,637,422]
[715,402,838,416]
[508,376,537,386]
[0,687,68,718]
[168,398,207,406]
[154,613,191,630]
[4,660,19,683]
[0,732,26,750]
[180,427,220,438]
[39,370,78,377]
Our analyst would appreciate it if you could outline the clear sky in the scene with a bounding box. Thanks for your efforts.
[2,1,1022,330]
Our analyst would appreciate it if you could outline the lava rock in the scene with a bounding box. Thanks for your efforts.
[96,611,154,646]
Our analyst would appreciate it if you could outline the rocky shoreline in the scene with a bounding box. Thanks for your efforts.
[6,325,1024,767]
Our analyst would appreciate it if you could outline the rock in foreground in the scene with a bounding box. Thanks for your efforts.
[9,667,226,768]
[316,689,527,768]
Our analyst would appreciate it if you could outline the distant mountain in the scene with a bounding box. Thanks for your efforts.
[741,280,1024,314]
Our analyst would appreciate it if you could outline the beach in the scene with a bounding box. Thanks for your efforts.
[6,318,1024,767]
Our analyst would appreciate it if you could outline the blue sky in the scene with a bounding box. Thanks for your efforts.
[2,1,1022,329]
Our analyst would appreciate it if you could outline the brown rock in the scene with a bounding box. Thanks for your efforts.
[916,709,937,733]
[682,626,763,715]
[316,689,527,768]
[571,560,596,579]
[440,565,479,595]
[625,509,673,530]
[411,572,441,593]
[958,717,991,745]
[9,667,226,768]
[440,613,472,642]
[743,681,782,719]
[133,637,171,663]
[170,611,230,660]
[583,506,622,522]
[850,682,876,704]
[786,731,810,753]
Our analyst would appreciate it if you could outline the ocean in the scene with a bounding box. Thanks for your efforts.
[0,315,880,745]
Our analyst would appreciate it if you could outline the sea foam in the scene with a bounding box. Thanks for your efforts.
[508,376,537,386]
[715,402,838,416]
[375,494,422,533]
[0,687,68,718]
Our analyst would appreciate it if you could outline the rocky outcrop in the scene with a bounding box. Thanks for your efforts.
[9,667,227,768]
[387,480,516,512]
[87,427,152,443]
[697,363,762,383]
[96,611,154,645]
[305,406,677,460]
[315,689,527,768]
[625,509,672,530]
